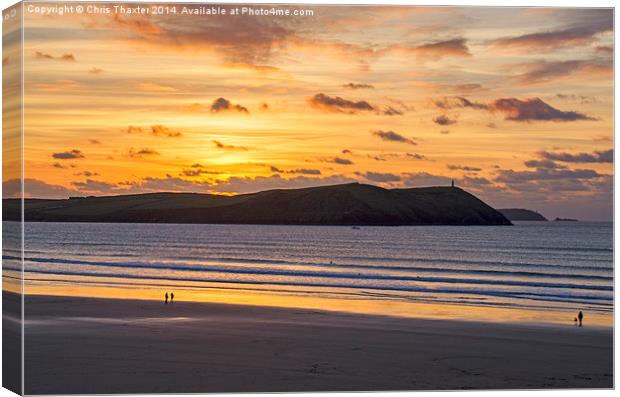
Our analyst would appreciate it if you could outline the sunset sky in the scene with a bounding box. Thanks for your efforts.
[3,4,613,220]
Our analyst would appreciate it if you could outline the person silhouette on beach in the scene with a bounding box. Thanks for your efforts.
[165,292,169,304]
[578,311,583,326]
[170,292,174,304]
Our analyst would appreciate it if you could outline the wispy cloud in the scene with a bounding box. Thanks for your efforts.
[489,98,595,122]
[431,96,487,110]
[491,13,612,51]
[270,166,322,175]
[513,59,611,85]
[342,82,375,90]
[371,130,416,145]
[394,38,471,59]
[52,149,85,160]
[128,148,160,158]
[538,149,612,163]
[35,51,75,61]
[126,125,182,138]
[321,156,354,165]
[136,82,177,92]
[433,115,457,126]
[213,140,249,151]
[356,171,401,183]
[308,93,374,114]
[447,164,481,171]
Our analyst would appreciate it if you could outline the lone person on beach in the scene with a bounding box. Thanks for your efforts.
[171,292,174,304]
[165,292,169,304]
[578,311,583,326]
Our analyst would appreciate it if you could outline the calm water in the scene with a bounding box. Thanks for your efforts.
[3,221,614,320]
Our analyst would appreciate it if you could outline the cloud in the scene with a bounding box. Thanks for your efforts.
[180,164,222,177]
[151,125,182,137]
[128,148,160,158]
[31,80,83,93]
[401,172,452,187]
[538,149,612,163]
[431,96,487,110]
[52,162,77,169]
[369,152,427,161]
[136,82,177,92]
[270,166,321,175]
[35,51,76,61]
[448,83,484,93]
[210,97,249,113]
[342,83,375,90]
[488,97,595,122]
[555,93,597,104]
[447,165,481,172]
[356,171,401,183]
[75,171,99,177]
[213,140,249,151]
[3,178,77,199]
[372,130,416,145]
[495,167,603,183]
[71,179,118,194]
[322,157,354,165]
[491,15,613,51]
[126,126,143,134]
[212,174,356,194]
[595,45,613,54]
[460,176,493,188]
[308,93,374,114]
[399,38,471,59]
[382,106,404,116]
[108,11,294,65]
[126,125,182,138]
[405,153,427,160]
[514,59,611,85]
[52,149,85,160]
[523,159,566,169]
[433,115,457,126]
[119,176,213,194]
[85,173,357,195]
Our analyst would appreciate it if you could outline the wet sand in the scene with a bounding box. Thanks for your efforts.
[22,294,613,394]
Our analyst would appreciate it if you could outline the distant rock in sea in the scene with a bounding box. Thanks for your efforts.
[4,182,512,226]
[498,208,547,221]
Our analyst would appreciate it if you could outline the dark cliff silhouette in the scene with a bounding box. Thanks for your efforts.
[3,183,511,226]
[498,208,548,221]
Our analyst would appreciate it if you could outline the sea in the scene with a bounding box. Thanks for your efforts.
[2,221,614,325]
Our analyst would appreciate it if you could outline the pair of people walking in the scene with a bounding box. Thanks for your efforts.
[164,292,175,304]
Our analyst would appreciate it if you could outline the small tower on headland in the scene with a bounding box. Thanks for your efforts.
[451,179,455,188]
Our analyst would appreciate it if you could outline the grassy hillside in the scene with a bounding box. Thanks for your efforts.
[3,183,511,226]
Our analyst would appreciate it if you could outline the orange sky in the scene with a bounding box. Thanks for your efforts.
[2,3,614,220]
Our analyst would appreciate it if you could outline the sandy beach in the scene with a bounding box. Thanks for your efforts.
[21,293,612,394]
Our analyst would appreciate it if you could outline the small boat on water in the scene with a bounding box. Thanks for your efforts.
[351,226,361,230]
